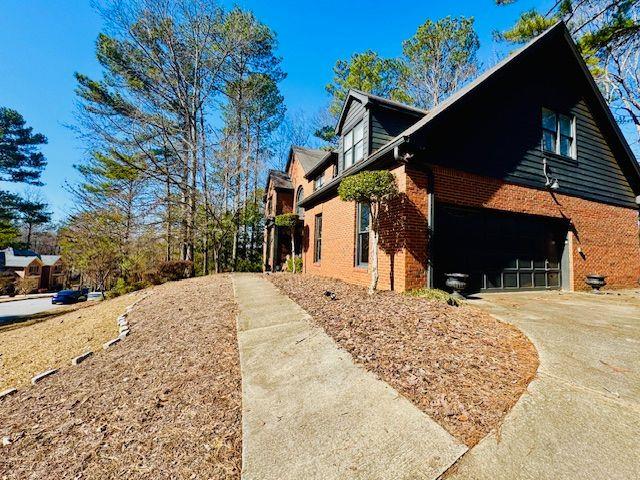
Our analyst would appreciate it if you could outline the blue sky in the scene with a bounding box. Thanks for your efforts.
[0,0,548,221]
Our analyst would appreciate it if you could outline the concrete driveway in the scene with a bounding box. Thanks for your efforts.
[0,297,61,326]
[450,290,640,480]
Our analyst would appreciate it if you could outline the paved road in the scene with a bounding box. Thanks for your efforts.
[450,291,640,480]
[0,297,61,325]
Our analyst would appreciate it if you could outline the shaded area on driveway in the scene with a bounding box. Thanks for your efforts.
[449,290,640,480]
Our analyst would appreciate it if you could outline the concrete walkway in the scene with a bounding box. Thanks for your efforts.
[232,274,466,480]
[449,291,640,480]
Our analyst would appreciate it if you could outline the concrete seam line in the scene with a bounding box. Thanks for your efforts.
[31,369,59,385]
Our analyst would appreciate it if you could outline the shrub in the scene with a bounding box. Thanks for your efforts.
[158,260,193,281]
[285,256,303,273]
[236,258,262,272]
[107,278,150,299]
[0,273,16,296]
[16,277,39,295]
[275,213,300,273]
[405,288,462,307]
[338,170,398,294]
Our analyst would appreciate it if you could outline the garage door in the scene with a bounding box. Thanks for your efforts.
[433,205,568,292]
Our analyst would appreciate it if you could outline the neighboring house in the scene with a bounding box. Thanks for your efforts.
[263,23,640,293]
[0,247,65,291]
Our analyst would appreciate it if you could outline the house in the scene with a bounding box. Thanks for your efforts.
[0,247,65,292]
[263,22,640,293]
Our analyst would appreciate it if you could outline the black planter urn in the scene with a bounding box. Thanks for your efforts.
[585,274,606,294]
[445,273,469,299]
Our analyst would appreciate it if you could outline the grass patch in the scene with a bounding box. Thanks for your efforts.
[405,288,462,306]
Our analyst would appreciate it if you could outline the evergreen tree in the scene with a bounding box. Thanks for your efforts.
[402,16,480,110]
[0,107,49,247]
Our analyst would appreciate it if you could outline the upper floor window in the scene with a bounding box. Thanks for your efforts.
[332,163,338,178]
[267,197,273,216]
[314,174,324,191]
[344,121,364,170]
[356,202,370,267]
[295,186,304,218]
[53,264,63,274]
[28,265,40,275]
[542,108,575,159]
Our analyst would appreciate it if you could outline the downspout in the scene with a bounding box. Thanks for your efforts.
[394,145,435,289]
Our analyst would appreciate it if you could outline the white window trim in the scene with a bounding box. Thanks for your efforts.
[542,108,576,159]
[343,121,364,170]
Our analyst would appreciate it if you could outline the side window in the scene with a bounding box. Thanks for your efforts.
[295,186,304,218]
[356,203,370,267]
[542,108,575,159]
[314,214,322,263]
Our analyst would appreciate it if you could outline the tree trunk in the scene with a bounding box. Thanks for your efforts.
[369,226,379,294]
[291,229,296,274]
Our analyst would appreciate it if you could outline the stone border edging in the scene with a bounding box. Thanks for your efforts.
[1,292,147,398]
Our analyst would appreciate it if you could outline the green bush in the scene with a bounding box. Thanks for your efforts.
[274,212,298,228]
[236,258,262,272]
[405,288,462,307]
[285,256,303,273]
[338,170,397,203]
[107,278,150,299]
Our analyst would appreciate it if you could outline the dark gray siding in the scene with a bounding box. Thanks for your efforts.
[370,107,424,152]
[414,40,640,208]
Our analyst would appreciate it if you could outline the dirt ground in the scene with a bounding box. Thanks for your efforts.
[0,275,241,479]
[267,274,539,446]
[0,295,135,391]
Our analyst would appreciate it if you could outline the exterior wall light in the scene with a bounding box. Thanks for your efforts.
[543,158,560,190]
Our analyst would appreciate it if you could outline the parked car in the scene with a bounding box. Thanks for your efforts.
[51,289,88,304]
[87,291,105,301]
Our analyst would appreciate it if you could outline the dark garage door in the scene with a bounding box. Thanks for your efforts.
[433,205,568,292]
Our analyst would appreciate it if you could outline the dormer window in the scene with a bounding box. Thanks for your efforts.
[314,174,324,191]
[542,108,575,159]
[344,121,364,169]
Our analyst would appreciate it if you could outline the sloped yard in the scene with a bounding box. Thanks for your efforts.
[0,294,135,391]
[0,275,241,479]
[267,273,539,446]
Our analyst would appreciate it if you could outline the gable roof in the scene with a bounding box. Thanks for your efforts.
[389,21,640,180]
[284,146,330,175]
[266,170,293,192]
[301,21,640,207]
[0,248,43,268]
[335,89,427,134]
[41,255,62,266]
[304,151,339,179]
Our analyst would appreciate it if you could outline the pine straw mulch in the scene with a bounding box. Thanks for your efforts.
[267,273,539,447]
[0,295,133,391]
[0,274,241,480]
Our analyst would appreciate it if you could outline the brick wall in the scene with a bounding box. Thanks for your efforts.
[294,160,639,292]
[302,165,430,292]
[432,165,640,290]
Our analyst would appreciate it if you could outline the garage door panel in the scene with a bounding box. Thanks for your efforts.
[434,205,567,292]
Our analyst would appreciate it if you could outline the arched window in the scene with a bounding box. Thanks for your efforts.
[296,186,304,218]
